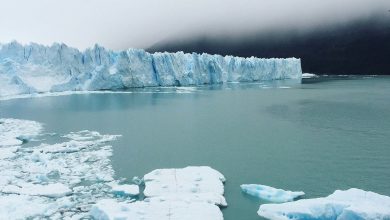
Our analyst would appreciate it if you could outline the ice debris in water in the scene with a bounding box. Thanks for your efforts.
[110,183,139,197]
[90,166,227,220]
[132,176,143,185]
[0,41,302,98]
[240,184,304,203]
[0,118,43,146]
[0,118,122,219]
[258,188,390,220]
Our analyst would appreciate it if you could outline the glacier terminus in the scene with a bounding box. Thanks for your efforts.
[0,41,302,98]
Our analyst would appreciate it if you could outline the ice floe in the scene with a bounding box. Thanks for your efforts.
[0,118,43,146]
[241,184,304,203]
[2,183,71,198]
[258,188,390,220]
[90,166,227,220]
[90,199,224,220]
[143,166,227,206]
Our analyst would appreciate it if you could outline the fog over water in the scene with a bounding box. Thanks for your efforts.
[0,0,388,50]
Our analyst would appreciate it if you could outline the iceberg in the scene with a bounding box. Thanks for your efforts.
[90,199,223,220]
[241,184,304,203]
[258,188,390,220]
[302,73,318,78]
[143,166,227,206]
[0,41,302,98]
[90,166,227,220]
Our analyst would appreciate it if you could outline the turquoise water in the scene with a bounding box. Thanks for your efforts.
[1,76,390,219]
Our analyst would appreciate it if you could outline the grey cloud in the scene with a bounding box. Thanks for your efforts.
[0,0,388,50]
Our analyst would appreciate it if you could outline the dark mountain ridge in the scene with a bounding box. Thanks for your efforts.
[148,14,390,75]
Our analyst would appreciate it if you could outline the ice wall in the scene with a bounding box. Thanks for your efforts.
[0,41,302,97]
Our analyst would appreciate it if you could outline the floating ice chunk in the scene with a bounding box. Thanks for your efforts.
[110,184,139,197]
[0,118,43,146]
[132,176,143,185]
[144,166,227,206]
[302,73,318,78]
[2,183,71,198]
[90,199,224,220]
[258,188,390,220]
[241,184,304,203]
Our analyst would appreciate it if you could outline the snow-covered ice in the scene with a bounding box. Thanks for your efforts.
[2,183,71,198]
[241,184,304,203]
[90,166,227,220]
[258,188,390,220]
[0,118,43,146]
[0,41,302,99]
[90,199,224,220]
[144,166,227,206]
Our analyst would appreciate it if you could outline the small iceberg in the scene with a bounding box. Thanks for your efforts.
[302,73,318,78]
[258,188,390,220]
[240,184,304,203]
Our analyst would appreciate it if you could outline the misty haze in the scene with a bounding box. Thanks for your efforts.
[1,1,390,220]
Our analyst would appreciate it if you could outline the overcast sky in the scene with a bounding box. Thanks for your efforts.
[0,0,387,50]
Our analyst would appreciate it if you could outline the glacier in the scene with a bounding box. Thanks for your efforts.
[258,188,390,220]
[240,184,304,203]
[0,41,302,98]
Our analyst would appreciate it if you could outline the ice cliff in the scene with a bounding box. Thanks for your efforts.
[0,41,302,98]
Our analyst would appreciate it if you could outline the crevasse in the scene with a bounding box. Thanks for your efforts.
[0,41,302,97]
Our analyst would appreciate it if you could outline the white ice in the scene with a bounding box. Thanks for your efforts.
[258,188,390,220]
[240,184,304,203]
[2,183,71,198]
[90,199,223,220]
[143,166,227,206]
[0,118,43,146]
[302,73,318,78]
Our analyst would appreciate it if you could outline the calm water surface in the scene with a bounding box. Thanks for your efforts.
[1,76,390,219]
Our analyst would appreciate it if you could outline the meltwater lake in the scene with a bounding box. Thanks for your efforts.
[1,75,390,219]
